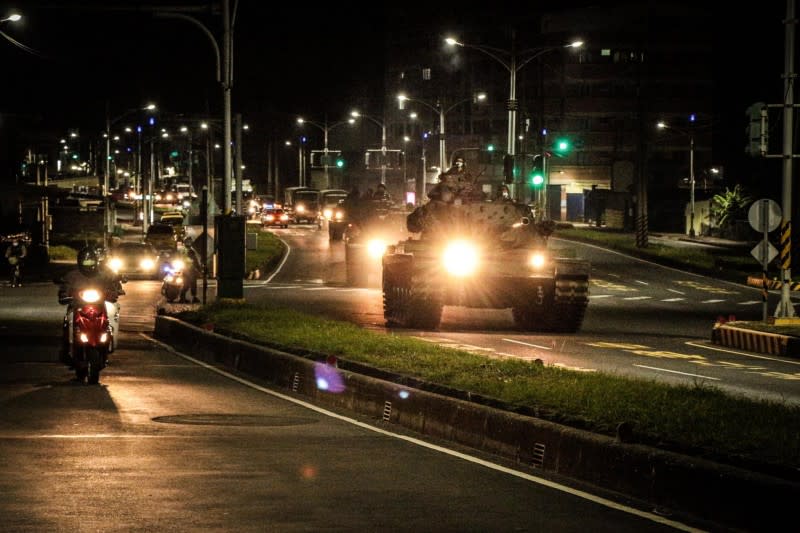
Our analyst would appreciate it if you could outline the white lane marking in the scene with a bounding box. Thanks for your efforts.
[303,287,334,291]
[264,238,291,283]
[701,299,725,304]
[634,280,648,285]
[143,333,699,532]
[667,288,685,295]
[589,294,613,299]
[634,364,720,381]
[660,298,685,302]
[623,296,651,301]
[607,273,620,278]
[255,285,301,290]
[685,341,800,366]
[737,301,762,306]
[502,338,553,351]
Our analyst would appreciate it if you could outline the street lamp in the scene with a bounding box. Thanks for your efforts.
[397,92,486,174]
[657,120,696,237]
[105,103,156,245]
[350,110,388,185]
[0,13,21,23]
[445,35,582,198]
[296,116,354,189]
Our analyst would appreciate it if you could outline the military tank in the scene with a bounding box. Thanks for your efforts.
[381,198,590,332]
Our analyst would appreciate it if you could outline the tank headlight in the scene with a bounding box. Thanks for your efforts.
[323,208,333,219]
[367,239,387,259]
[442,240,479,277]
[529,251,547,269]
[335,211,343,220]
[140,258,155,270]
[296,205,305,213]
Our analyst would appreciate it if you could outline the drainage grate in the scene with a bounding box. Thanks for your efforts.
[292,372,301,392]
[382,401,392,421]
[532,442,546,468]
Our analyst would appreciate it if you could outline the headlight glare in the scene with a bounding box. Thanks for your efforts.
[442,240,479,277]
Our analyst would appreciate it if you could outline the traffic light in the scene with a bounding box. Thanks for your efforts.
[529,156,544,187]
[745,102,767,157]
[553,137,572,157]
[335,156,345,168]
[503,154,515,184]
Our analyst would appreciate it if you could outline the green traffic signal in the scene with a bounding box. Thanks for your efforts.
[336,158,344,168]
[553,137,572,157]
[531,172,544,187]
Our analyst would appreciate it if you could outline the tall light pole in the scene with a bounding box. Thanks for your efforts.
[155,0,233,213]
[397,93,486,174]
[296,117,354,188]
[350,110,387,185]
[445,35,582,197]
[105,103,156,246]
[657,120,696,237]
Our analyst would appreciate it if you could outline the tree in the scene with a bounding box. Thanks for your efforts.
[710,184,753,236]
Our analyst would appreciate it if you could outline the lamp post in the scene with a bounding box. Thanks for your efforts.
[350,111,388,185]
[105,103,156,246]
[445,35,582,198]
[155,0,233,213]
[0,13,21,23]
[657,120,696,237]
[397,93,486,175]
[296,117,354,188]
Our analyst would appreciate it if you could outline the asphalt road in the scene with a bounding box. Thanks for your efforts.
[0,281,700,531]
[245,223,800,405]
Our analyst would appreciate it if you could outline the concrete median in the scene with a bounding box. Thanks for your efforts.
[155,315,799,531]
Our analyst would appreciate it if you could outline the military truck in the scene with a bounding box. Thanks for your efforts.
[343,200,410,287]
[381,199,590,332]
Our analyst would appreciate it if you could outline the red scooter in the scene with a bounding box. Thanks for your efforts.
[62,287,113,384]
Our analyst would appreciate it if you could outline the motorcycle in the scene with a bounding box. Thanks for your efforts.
[61,287,113,384]
[161,258,185,303]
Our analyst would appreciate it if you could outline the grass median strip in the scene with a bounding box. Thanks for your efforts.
[173,300,800,475]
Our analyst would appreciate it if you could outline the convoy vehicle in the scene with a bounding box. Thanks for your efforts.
[382,199,591,332]
[145,222,178,252]
[283,186,321,225]
[344,200,410,287]
[107,242,163,280]
[320,188,349,222]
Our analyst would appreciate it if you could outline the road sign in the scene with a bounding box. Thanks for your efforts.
[751,240,778,264]
[748,198,781,233]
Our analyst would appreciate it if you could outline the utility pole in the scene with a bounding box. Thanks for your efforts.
[776,0,796,317]
[235,112,243,213]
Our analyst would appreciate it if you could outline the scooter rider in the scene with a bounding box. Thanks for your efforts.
[58,246,122,364]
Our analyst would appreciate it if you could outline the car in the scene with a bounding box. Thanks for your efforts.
[261,207,289,228]
[159,211,187,241]
[145,222,178,252]
[106,242,162,280]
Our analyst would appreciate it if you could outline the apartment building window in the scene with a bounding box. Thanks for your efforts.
[422,68,431,80]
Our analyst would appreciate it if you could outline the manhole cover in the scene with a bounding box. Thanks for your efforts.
[153,414,317,427]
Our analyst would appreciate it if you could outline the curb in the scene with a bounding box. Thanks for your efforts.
[712,323,800,357]
[154,315,799,531]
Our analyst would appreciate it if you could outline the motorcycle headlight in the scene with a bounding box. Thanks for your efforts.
[367,239,388,259]
[79,289,101,303]
[108,257,123,273]
[100,333,109,343]
[442,240,479,277]
[140,258,155,271]
[529,251,548,269]
[171,259,185,271]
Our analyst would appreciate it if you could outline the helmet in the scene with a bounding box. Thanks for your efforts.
[183,236,194,247]
[77,246,99,276]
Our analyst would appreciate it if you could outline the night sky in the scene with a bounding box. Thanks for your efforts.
[0,1,793,193]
